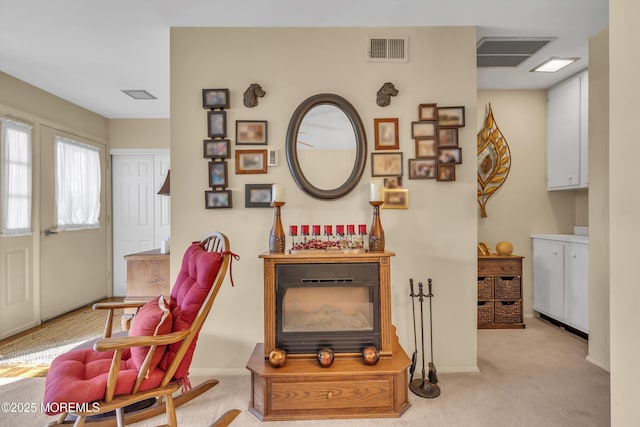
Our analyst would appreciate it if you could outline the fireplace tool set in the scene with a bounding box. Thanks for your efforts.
[409,278,441,398]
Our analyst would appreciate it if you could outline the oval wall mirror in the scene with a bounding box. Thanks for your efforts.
[286,94,367,199]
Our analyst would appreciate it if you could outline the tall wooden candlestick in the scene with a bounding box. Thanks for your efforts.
[369,201,385,252]
[269,201,286,253]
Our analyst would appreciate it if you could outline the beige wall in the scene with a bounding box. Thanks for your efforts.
[170,26,479,373]
[610,0,639,424]
[108,118,169,150]
[476,90,577,317]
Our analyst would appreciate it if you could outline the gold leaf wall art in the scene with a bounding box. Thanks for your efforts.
[477,103,511,218]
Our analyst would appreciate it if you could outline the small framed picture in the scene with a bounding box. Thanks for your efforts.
[415,138,437,158]
[236,120,268,145]
[418,103,438,121]
[208,161,228,188]
[408,158,437,179]
[437,164,456,182]
[203,139,230,159]
[202,88,230,109]
[236,149,267,174]
[383,176,402,188]
[437,127,458,147]
[438,147,462,164]
[207,110,227,138]
[411,121,437,139]
[371,152,403,177]
[205,189,232,209]
[268,149,278,167]
[374,118,399,150]
[438,106,465,127]
[382,188,409,209]
[245,183,273,208]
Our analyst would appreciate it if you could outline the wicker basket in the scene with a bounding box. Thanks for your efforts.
[494,301,522,324]
[477,301,494,325]
[477,277,493,300]
[494,276,521,300]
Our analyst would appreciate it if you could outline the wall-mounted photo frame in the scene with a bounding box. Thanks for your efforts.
[205,189,232,209]
[438,106,465,127]
[383,176,402,189]
[382,188,409,209]
[437,127,458,147]
[203,139,230,159]
[202,88,230,109]
[411,121,437,139]
[415,138,437,158]
[438,147,462,164]
[268,149,278,167]
[236,149,267,174]
[208,161,228,188]
[437,164,456,182]
[409,158,437,179]
[418,103,438,121]
[371,152,403,177]
[207,110,227,138]
[245,183,273,208]
[374,118,399,150]
[236,120,267,145]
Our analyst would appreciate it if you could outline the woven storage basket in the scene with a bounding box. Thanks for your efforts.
[494,301,522,324]
[477,277,493,300]
[494,276,521,300]
[477,301,494,325]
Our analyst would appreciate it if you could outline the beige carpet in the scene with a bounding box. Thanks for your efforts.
[0,318,609,427]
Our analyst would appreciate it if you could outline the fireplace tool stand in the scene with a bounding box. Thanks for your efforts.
[409,278,441,398]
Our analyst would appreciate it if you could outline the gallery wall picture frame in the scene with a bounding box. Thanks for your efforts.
[437,127,458,147]
[437,163,456,182]
[408,158,437,179]
[438,106,466,127]
[411,121,437,139]
[415,138,437,158]
[202,88,230,109]
[371,152,403,177]
[438,147,462,164]
[418,103,438,121]
[207,110,227,138]
[236,149,267,174]
[382,188,409,209]
[374,118,399,150]
[208,161,228,188]
[268,149,278,167]
[203,139,231,159]
[236,120,268,145]
[383,176,402,188]
[245,183,273,208]
[205,189,232,209]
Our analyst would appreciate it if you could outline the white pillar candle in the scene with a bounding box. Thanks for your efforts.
[272,184,284,202]
[370,181,382,201]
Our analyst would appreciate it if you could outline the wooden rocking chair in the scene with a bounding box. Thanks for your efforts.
[43,232,240,427]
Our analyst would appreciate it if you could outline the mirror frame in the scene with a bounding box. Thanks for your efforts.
[286,93,367,199]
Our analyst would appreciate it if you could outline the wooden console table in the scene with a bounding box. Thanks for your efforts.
[122,249,170,326]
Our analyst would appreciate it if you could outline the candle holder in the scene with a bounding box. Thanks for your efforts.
[269,201,286,253]
[369,201,385,252]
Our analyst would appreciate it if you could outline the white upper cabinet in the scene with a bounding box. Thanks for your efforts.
[546,70,589,190]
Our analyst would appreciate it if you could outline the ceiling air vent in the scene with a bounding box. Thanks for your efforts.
[477,37,555,67]
[366,36,408,63]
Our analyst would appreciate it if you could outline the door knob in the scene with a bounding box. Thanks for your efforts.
[44,229,58,237]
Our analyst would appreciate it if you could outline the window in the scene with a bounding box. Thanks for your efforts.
[1,118,32,235]
[55,136,101,230]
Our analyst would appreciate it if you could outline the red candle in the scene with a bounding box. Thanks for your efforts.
[289,225,298,236]
[312,225,321,236]
[359,224,367,235]
[324,225,333,235]
[336,225,345,235]
[301,224,309,235]
[347,224,355,235]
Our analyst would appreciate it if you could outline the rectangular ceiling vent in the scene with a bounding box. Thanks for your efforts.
[477,37,555,68]
[366,36,408,63]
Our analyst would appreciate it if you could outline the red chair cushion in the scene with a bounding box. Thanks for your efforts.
[128,295,172,375]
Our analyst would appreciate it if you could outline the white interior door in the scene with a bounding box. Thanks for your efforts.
[39,126,108,320]
[112,151,169,296]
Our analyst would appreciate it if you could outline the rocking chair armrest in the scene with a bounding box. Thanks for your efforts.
[94,329,191,352]
[92,301,151,310]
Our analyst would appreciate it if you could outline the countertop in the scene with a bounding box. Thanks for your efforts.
[531,233,588,244]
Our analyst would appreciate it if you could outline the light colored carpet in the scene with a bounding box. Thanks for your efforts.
[0,318,609,427]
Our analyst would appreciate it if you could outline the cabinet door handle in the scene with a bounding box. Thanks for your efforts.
[552,250,558,255]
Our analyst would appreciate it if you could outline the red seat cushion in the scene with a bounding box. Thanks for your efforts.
[128,295,172,376]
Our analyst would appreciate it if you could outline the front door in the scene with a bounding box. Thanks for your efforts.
[39,126,108,320]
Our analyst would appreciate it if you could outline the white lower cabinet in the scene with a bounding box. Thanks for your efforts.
[532,234,589,334]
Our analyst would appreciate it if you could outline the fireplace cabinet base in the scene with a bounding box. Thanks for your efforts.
[246,338,411,421]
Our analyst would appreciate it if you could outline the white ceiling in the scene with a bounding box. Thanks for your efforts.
[0,0,608,118]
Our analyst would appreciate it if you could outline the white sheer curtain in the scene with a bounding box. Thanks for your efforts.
[55,136,101,230]
[1,117,32,235]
